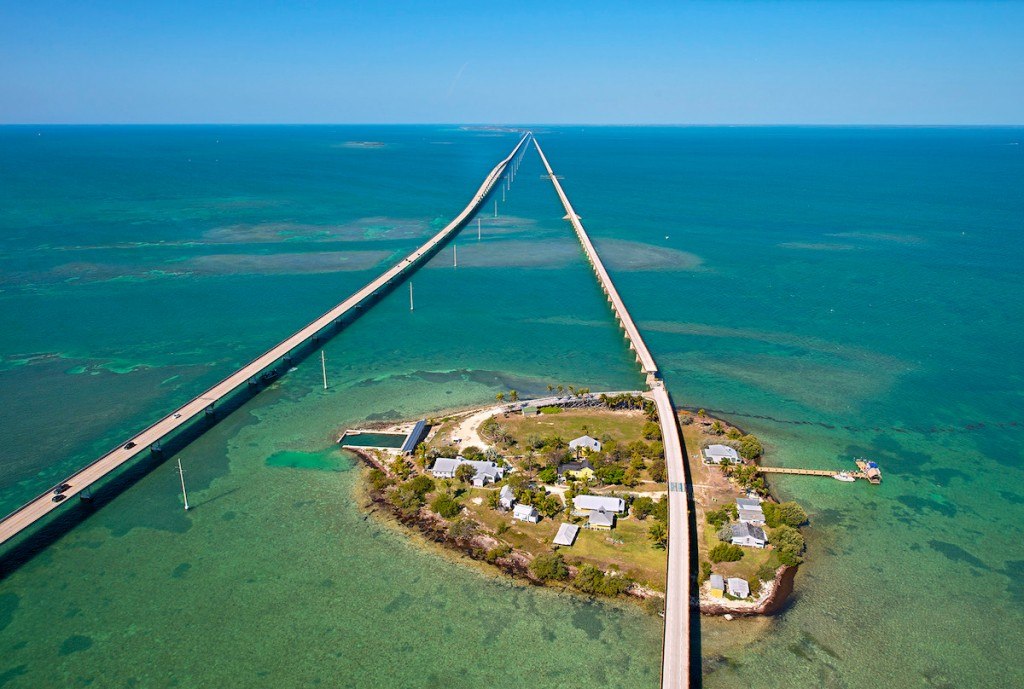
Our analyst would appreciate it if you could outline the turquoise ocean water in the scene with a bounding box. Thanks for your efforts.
[0,126,1021,687]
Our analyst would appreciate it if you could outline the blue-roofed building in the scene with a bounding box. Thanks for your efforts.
[400,419,428,454]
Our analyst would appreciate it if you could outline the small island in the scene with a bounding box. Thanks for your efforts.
[341,390,807,617]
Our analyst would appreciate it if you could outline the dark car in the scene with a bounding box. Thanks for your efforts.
[52,483,71,494]
[51,494,67,503]
[124,441,137,450]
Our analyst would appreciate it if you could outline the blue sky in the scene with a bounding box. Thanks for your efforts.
[1,0,1021,124]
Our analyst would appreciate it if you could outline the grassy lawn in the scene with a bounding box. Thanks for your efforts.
[497,408,648,448]
[566,518,667,590]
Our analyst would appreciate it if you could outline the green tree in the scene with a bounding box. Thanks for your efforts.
[530,552,569,582]
[776,501,808,527]
[726,427,741,440]
[642,421,662,440]
[407,474,435,498]
[739,434,764,460]
[769,525,805,565]
[710,420,725,436]
[649,459,667,483]
[537,467,558,484]
[698,561,712,585]
[632,496,656,520]
[495,392,505,402]
[509,389,519,402]
[595,465,625,485]
[367,469,393,492]
[454,463,477,484]
[709,543,744,563]
[716,525,734,542]
[390,456,412,480]
[649,521,668,549]
[431,493,462,518]
[461,445,484,461]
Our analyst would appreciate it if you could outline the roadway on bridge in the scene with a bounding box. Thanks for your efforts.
[533,137,692,689]
[0,132,531,547]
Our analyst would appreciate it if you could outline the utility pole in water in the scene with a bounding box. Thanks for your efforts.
[409,282,414,311]
[177,458,189,511]
[321,350,328,390]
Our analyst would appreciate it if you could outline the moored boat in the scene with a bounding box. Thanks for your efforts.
[833,471,856,482]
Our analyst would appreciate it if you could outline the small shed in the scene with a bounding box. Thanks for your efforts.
[709,574,725,598]
[727,577,750,599]
[499,485,516,510]
[513,504,540,523]
[588,510,616,530]
[553,523,580,546]
[522,406,539,417]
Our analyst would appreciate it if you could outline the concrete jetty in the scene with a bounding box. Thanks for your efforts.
[533,138,692,689]
[0,132,532,547]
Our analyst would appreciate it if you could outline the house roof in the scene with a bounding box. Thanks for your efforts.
[553,523,580,546]
[588,510,615,528]
[727,577,749,598]
[499,485,515,501]
[513,504,537,519]
[431,458,504,481]
[400,419,428,453]
[704,444,739,460]
[731,522,767,541]
[573,495,626,513]
[736,497,762,511]
[738,508,765,522]
[557,460,594,475]
[568,435,601,450]
[709,574,725,590]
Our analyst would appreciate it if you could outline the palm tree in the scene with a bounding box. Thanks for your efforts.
[509,390,519,402]
[547,384,554,393]
[496,392,505,402]
[556,385,564,394]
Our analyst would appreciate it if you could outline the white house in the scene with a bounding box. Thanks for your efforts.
[512,504,540,523]
[703,444,740,464]
[498,484,516,510]
[572,495,626,514]
[430,458,505,486]
[736,497,766,525]
[587,510,616,529]
[568,435,602,453]
[727,577,750,599]
[553,523,580,546]
[730,522,767,548]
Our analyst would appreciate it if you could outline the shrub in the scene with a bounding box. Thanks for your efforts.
[698,561,712,585]
[388,484,425,512]
[390,457,412,480]
[726,428,741,440]
[447,518,477,540]
[649,459,667,483]
[679,414,694,426]
[530,552,569,581]
[762,501,807,528]
[537,467,558,484]
[755,562,777,582]
[573,564,631,596]
[367,469,393,492]
[485,545,512,563]
[539,406,563,414]
[716,525,734,542]
[643,596,666,616]
[705,508,731,528]
[709,543,744,563]
[461,445,484,461]
[710,420,725,436]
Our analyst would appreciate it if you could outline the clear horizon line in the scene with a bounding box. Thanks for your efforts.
[1,122,1022,128]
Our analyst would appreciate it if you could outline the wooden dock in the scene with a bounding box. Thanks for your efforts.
[757,466,868,479]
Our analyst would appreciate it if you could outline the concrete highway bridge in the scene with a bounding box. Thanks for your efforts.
[534,137,694,689]
[0,132,531,547]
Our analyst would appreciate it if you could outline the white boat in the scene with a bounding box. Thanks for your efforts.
[833,472,856,482]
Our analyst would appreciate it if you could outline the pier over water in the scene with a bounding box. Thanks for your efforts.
[534,138,694,689]
[0,132,531,548]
